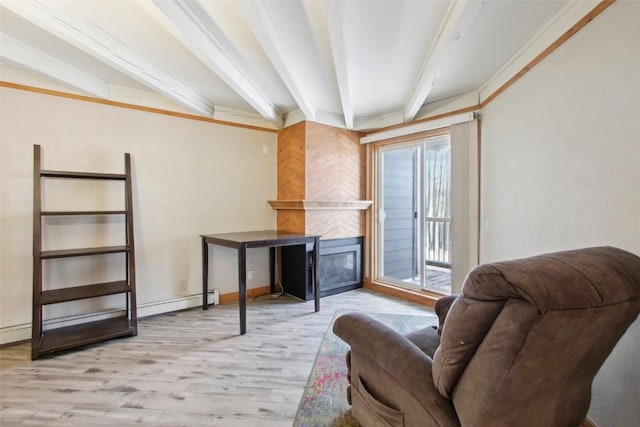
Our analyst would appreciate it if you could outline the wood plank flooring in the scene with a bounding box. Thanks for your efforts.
[0,289,434,426]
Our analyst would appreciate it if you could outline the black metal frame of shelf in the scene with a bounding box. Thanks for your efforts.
[32,145,137,360]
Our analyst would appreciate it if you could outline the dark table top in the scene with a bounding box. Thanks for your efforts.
[201,230,320,249]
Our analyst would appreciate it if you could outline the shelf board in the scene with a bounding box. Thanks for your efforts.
[38,317,135,356]
[41,245,129,259]
[41,170,126,180]
[41,281,130,305]
[41,210,127,216]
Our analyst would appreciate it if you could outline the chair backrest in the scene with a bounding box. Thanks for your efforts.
[432,246,640,427]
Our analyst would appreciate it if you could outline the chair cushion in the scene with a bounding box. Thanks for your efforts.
[404,325,440,358]
[432,296,505,398]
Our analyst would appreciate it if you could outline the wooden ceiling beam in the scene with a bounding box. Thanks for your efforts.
[0,33,111,99]
[2,0,214,117]
[145,0,283,128]
[403,0,482,123]
[325,0,355,130]
[244,0,316,123]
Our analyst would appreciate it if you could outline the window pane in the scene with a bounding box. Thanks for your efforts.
[380,146,419,286]
[424,140,451,267]
[424,138,451,294]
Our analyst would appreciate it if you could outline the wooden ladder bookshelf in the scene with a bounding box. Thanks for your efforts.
[32,145,138,359]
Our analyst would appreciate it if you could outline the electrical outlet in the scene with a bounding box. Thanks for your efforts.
[247,270,254,280]
[208,290,219,305]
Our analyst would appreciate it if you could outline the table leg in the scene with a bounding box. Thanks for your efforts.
[238,244,247,335]
[269,247,275,294]
[202,237,209,310]
[313,236,320,312]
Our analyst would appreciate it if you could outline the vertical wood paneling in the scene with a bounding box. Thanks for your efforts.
[306,210,365,239]
[275,121,367,239]
[306,122,365,201]
[304,122,365,238]
[277,210,305,234]
[277,121,306,200]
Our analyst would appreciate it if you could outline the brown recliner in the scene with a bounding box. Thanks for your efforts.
[333,246,640,427]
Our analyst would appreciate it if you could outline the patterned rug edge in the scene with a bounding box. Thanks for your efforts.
[293,311,437,427]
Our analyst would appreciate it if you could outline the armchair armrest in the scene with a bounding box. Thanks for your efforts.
[334,313,433,380]
[333,313,458,425]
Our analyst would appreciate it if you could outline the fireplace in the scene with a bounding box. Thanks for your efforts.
[281,237,362,301]
[270,121,369,299]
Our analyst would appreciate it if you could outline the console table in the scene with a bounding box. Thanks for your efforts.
[201,230,321,335]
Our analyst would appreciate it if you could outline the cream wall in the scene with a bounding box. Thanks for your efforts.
[0,86,277,344]
[480,1,639,425]
[1,1,639,423]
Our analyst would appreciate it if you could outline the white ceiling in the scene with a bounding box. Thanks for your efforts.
[1,0,580,131]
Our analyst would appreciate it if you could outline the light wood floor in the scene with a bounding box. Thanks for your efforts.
[0,289,434,426]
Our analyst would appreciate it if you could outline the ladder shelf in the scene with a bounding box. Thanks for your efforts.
[32,145,137,360]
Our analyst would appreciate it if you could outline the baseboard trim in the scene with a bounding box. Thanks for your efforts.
[0,286,270,346]
[363,280,439,308]
[219,286,272,304]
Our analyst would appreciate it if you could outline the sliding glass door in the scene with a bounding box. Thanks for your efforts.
[378,135,451,294]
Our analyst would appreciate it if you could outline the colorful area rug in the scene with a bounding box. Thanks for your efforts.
[293,312,437,426]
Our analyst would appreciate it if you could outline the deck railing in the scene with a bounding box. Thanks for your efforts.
[425,217,451,268]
